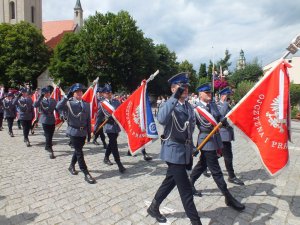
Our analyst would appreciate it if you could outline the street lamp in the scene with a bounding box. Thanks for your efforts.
[283,33,300,59]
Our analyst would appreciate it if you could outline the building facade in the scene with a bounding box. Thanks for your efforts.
[0,0,42,29]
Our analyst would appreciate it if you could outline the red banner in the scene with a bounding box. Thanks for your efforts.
[82,85,98,132]
[31,91,39,125]
[227,61,291,176]
[113,81,158,154]
[50,86,63,126]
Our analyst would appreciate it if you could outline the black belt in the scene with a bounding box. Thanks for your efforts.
[169,137,191,145]
[69,125,86,131]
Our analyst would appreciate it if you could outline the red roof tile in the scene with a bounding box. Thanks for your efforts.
[42,20,76,49]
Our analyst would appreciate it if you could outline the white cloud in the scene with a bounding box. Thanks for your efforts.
[43,0,300,70]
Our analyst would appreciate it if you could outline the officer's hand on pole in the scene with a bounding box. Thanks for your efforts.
[174,84,185,99]
[221,117,228,126]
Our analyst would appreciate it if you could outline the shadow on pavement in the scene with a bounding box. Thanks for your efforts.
[0,212,38,225]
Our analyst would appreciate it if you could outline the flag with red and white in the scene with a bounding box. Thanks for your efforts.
[82,84,98,132]
[31,91,39,126]
[100,100,115,116]
[194,106,218,126]
[227,61,291,176]
[113,80,158,155]
[50,85,63,126]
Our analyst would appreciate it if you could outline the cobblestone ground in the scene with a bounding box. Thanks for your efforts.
[0,119,300,225]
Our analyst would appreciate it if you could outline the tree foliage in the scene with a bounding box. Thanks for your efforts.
[49,32,87,89]
[233,80,255,102]
[198,63,207,78]
[178,60,197,93]
[0,22,50,88]
[290,83,300,107]
[229,62,263,87]
[216,49,232,70]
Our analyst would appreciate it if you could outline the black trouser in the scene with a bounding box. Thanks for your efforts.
[21,120,32,141]
[222,142,235,178]
[154,163,200,221]
[190,150,228,194]
[42,124,55,149]
[0,113,3,128]
[105,133,120,161]
[17,119,21,128]
[94,123,106,143]
[70,136,88,174]
[6,117,14,133]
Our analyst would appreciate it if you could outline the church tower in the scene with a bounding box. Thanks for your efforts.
[0,0,42,29]
[74,0,83,30]
[237,49,246,70]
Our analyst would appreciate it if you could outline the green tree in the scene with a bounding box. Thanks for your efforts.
[216,49,232,71]
[147,44,178,96]
[207,60,213,80]
[49,32,88,89]
[233,80,255,102]
[229,61,263,87]
[178,60,197,93]
[79,11,157,92]
[0,22,50,88]
[198,63,207,78]
[290,83,300,107]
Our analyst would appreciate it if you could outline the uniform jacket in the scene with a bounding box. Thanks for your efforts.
[98,98,121,133]
[0,98,3,114]
[195,101,223,151]
[33,97,57,125]
[158,95,195,165]
[217,100,234,142]
[12,96,34,121]
[95,96,106,125]
[56,97,91,137]
[1,98,16,118]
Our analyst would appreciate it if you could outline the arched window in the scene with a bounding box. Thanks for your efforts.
[10,1,15,19]
[31,6,35,23]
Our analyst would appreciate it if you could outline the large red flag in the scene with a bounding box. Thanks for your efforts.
[113,80,158,155]
[82,84,98,132]
[227,61,291,176]
[50,86,63,126]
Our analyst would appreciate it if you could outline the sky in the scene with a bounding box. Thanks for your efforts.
[43,0,300,71]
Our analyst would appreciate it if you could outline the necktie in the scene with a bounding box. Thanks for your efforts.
[207,103,211,113]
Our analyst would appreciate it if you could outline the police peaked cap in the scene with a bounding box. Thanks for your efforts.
[102,84,112,93]
[20,87,28,93]
[196,83,212,92]
[168,72,190,85]
[41,87,51,93]
[7,92,14,97]
[97,86,104,93]
[219,87,232,95]
[70,83,85,92]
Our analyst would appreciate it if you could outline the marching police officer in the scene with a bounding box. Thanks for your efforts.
[0,94,3,131]
[217,87,244,185]
[101,84,126,173]
[13,88,34,147]
[189,83,245,211]
[92,87,107,149]
[1,92,16,137]
[56,83,96,184]
[33,87,57,159]
[147,73,202,225]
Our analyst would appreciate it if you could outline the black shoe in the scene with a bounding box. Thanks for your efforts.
[190,179,202,197]
[68,166,78,175]
[49,149,56,159]
[26,140,31,147]
[93,139,99,145]
[103,157,113,165]
[127,150,132,156]
[31,130,34,134]
[9,132,14,137]
[147,199,167,223]
[203,169,211,178]
[84,173,96,184]
[143,153,152,161]
[118,164,126,173]
[224,191,245,211]
[228,177,245,186]
[191,220,203,225]
[18,126,22,130]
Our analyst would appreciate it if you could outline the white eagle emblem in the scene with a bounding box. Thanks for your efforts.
[266,96,284,133]
[133,106,141,127]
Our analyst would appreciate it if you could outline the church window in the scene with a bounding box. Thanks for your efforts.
[10,1,15,19]
[75,11,79,17]
[31,6,35,23]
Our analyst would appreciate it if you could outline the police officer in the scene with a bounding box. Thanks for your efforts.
[217,87,244,185]
[147,73,202,225]
[92,87,107,149]
[0,94,3,131]
[56,83,96,184]
[189,83,245,211]
[13,88,34,147]
[1,92,16,137]
[101,84,126,173]
[33,87,57,159]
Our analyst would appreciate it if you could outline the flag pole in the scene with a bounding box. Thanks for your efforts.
[92,70,159,138]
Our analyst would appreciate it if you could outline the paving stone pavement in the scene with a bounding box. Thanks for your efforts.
[0,119,300,225]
